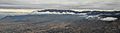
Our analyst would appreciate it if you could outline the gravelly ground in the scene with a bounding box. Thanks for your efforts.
[0,14,119,33]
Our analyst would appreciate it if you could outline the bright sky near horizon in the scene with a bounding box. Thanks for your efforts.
[0,9,34,12]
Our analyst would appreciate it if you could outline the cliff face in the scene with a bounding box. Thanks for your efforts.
[0,14,119,33]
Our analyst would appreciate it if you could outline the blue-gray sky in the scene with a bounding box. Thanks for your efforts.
[0,0,120,9]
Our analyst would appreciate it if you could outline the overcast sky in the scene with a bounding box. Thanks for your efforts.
[0,0,120,9]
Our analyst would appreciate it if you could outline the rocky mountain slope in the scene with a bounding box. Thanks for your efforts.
[0,14,119,33]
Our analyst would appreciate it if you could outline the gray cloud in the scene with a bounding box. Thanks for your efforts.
[0,0,120,9]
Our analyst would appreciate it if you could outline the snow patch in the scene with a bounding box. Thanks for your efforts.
[100,17,118,21]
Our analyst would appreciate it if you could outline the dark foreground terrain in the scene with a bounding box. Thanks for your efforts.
[0,14,119,33]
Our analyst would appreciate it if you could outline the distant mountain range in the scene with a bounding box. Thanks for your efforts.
[32,9,120,19]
